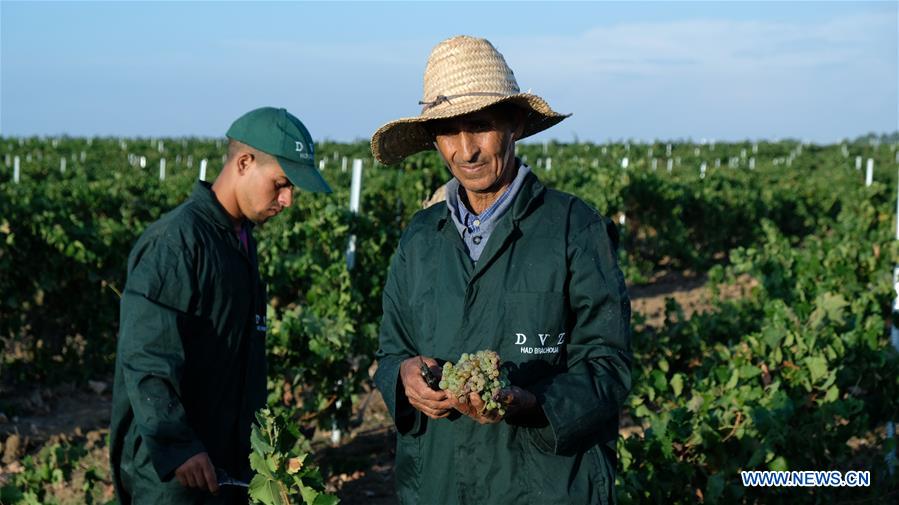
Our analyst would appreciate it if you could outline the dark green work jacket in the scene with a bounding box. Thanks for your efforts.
[374,172,632,505]
[110,181,267,504]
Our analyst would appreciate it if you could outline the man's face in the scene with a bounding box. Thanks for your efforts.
[236,155,294,225]
[431,107,524,195]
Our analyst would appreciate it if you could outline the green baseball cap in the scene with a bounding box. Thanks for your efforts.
[226,107,332,193]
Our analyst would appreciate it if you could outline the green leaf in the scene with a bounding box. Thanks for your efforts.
[23,491,42,505]
[686,394,704,413]
[738,364,761,379]
[725,369,739,390]
[762,326,784,348]
[769,456,789,472]
[266,454,281,474]
[808,292,847,327]
[300,483,320,505]
[746,446,767,468]
[634,404,652,419]
[251,425,275,455]
[804,356,828,383]
[706,473,725,503]
[670,373,684,398]
[248,407,338,505]
[313,493,340,505]
[249,475,288,505]
[651,370,668,393]
[250,452,274,479]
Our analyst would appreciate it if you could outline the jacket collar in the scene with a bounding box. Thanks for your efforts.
[508,170,546,223]
[436,165,546,231]
[435,169,546,280]
[190,181,254,233]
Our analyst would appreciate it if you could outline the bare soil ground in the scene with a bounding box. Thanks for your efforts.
[312,391,397,504]
[0,270,745,504]
[627,269,755,328]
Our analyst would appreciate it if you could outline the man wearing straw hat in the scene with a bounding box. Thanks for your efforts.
[372,36,632,504]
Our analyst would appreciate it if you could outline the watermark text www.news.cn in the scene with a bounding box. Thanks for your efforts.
[740,470,870,487]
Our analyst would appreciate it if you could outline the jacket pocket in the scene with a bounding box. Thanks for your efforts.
[501,292,567,386]
[394,434,422,504]
[521,435,610,504]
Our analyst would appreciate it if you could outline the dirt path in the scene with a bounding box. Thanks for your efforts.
[628,270,754,327]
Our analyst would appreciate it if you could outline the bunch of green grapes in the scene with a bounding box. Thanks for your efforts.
[440,350,508,415]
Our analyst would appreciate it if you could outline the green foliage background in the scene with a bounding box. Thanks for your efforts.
[1,137,898,502]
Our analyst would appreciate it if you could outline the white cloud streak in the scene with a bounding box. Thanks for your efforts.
[502,11,892,80]
[488,11,896,141]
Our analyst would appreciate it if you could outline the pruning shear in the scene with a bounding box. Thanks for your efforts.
[215,468,249,488]
[419,356,441,391]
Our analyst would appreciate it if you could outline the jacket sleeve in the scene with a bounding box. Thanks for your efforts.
[118,237,205,480]
[527,218,633,455]
[373,243,423,435]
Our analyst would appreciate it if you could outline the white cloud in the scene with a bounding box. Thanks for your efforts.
[501,11,894,81]
[490,11,896,141]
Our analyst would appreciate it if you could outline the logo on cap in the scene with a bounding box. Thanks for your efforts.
[295,141,304,153]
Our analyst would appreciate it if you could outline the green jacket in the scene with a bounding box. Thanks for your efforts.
[374,172,632,505]
[110,181,267,504]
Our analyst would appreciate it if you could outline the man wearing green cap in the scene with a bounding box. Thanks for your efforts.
[109,107,331,504]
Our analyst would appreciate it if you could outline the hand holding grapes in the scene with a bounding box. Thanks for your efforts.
[399,356,453,419]
[440,350,538,424]
[450,385,537,424]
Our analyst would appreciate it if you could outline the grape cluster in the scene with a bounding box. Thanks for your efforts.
[439,350,508,415]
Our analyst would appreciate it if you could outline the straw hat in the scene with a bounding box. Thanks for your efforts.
[371,35,570,165]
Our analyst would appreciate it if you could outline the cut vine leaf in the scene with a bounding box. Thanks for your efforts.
[249,477,290,505]
[248,408,339,505]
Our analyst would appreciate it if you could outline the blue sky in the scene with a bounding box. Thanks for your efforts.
[1,1,896,143]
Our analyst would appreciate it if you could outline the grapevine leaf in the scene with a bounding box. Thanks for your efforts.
[823,385,839,403]
[725,369,739,390]
[267,454,281,474]
[249,474,287,505]
[251,425,275,455]
[738,365,760,379]
[299,482,320,505]
[804,356,828,383]
[250,452,274,479]
[706,473,725,502]
[313,493,340,505]
[670,373,684,398]
[651,370,668,393]
[634,404,651,418]
[768,456,789,472]
[808,292,847,328]
[686,394,704,413]
[746,446,766,468]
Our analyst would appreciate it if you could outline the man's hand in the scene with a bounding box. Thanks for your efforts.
[448,385,538,425]
[174,452,219,495]
[400,356,454,419]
